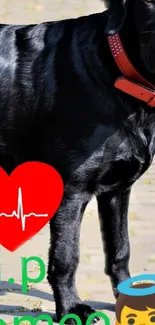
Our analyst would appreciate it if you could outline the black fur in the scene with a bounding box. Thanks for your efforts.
[1,0,155,323]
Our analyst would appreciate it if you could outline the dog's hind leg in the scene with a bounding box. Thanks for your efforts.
[47,194,100,324]
[97,188,131,298]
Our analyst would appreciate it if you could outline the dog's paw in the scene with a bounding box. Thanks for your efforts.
[58,303,100,324]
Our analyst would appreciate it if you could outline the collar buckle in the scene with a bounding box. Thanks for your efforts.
[115,77,155,107]
[108,34,155,107]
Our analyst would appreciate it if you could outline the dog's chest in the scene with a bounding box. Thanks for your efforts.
[69,122,154,195]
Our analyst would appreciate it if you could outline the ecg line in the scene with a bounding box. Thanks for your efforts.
[0,187,48,231]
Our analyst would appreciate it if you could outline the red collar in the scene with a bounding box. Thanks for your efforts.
[108,34,155,107]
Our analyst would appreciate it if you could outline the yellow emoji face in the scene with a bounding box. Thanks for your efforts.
[119,306,155,325]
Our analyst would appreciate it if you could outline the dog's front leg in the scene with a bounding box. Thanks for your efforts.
[97,188,131,298]
[47,194,99,324]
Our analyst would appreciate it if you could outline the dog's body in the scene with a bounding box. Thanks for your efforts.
[1,0,155,323]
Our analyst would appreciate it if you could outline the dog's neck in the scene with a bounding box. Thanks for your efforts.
[119,6,155,86]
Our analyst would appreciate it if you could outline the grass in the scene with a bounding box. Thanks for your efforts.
[27,4,43,12]
[148,257,155,263]
[31,300,42,312]
[128,212,137,220]
[84,209,95,217]
[82,254,91,263]
[143,179,152,185]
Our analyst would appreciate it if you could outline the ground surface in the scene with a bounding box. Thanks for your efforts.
[0,1,155,324]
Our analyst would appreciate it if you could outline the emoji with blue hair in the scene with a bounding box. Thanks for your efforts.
[115,274,155,325]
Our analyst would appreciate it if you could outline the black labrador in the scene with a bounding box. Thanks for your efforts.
[1,0,155,323]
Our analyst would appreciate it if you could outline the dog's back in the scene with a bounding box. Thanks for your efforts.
[0,13,118,178]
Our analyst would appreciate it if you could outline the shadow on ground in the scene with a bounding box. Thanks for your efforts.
[0,281,115,321]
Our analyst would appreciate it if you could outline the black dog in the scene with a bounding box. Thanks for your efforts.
[1,0,155,323]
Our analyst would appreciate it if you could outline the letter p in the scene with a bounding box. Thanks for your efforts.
[22,256,45,293]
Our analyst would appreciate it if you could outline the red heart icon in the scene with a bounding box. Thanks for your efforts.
[0,162,64,252]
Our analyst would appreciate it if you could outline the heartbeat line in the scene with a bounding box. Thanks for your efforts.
[0,187,48,231]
